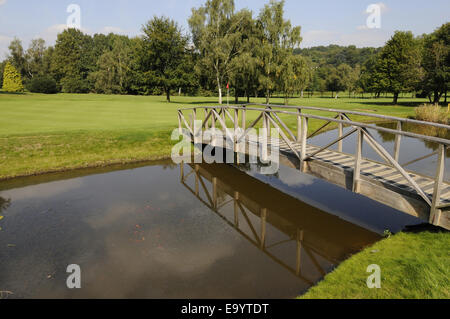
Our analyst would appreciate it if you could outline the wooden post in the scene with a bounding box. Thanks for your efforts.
[211,111,216,147]
[234,109,239,155]
[296,229,304,276]
[338,113,343,153]
[242,106,246,132]
[222,107,226,133]
[260,208,267,250]
[297,109,302,143]
[192,108,197,144]
[300,117,308,171]
[180,163,184,183]
[394,121,402,162]
[234,192,239,227]
[262,112,268,162]
[353,128,363,193]
[204,109,209,130]
[430,145,445,225]
[178,112,182,135]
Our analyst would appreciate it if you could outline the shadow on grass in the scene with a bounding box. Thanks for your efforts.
[348,100,431,108]
[403,223,449,234]
[0,91,27,95]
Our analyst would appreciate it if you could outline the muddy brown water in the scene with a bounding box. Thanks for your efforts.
[0,123,444,299]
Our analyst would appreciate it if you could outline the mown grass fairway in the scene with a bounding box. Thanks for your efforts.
[0,92,430,179]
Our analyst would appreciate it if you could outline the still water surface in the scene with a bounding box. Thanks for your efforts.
[0,123,445,299]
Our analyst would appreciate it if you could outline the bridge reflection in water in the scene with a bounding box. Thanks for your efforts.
[180,162,381,286]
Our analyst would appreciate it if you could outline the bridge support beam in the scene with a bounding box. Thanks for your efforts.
[353,129,363,193]
[338,114,343,153]
[430,145,446,225]
[300,117,308,172]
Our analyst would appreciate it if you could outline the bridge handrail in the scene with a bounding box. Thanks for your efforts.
[244,103,450,130]
[180,103,450,130]
[178,105,450,146]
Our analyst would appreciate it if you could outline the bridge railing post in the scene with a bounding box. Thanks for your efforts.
[300,117,308,171]
[338,113,343,153]
[178,111,182,135]
[297,109,302,143]
[192,108,197,144]
[234,108,239,156]
[261,112,268,162]
[204,108,209,130]
[222,107,226,134]
[394,121,402,162]
[211,109,216,147]
[242,106,246,132]
[430,144,445,225]
[353,128,363,193]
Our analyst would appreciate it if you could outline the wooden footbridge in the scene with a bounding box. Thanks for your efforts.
[177,104,450,230]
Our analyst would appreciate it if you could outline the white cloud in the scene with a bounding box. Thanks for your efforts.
[0,0,7,6]
[277,166,315,187]
[1,179,83,201]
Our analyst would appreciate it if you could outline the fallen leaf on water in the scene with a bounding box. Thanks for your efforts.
[7,244,16,247]
[0,216,4,220]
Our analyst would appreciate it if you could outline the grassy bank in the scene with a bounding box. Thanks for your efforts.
[0,92,426,179]
[300,231,450,299]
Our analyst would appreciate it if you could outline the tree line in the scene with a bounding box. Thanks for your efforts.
[1,0,448,105]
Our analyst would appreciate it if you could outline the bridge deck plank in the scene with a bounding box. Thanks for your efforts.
[275,139,450,205]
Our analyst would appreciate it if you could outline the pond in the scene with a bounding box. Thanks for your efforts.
[0,122,445,299]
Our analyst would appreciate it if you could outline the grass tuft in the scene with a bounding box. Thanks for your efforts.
[415,104,449,124]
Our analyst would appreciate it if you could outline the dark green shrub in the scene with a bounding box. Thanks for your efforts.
[60,76,89,93]
[26,75,58,94]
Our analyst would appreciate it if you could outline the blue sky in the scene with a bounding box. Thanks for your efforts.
[0,0,449,58]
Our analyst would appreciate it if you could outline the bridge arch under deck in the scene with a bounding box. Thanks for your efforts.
[177,104,450,230]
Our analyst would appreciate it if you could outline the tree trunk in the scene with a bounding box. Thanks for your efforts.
[166,88,171,103]
[217,74,223,105]
[235,89,239,104]
[266,89,270,105]
[433,90,441,105]
[393,92,399,105]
